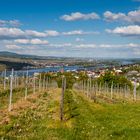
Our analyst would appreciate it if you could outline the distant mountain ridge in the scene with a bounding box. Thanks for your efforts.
[0,51,79,60]
[0,51,19,57]
[0,51,45,59]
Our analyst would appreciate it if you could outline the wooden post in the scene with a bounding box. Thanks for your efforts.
[111,81,113,99]
[94,82,97,102]
[7,76,10,89]
[83,80,85,94]
[43,75,45,91]
[48,77,50,90]
[104,82,106,95]
[46,77,48,90]
[82,80,83,92]
[4,69,6,90]
[17,75,19,87]
[99,82,101,95]
[87,79,89,97]
[33,73,36,94]
[133,79,137,101]
[117,84,119,98]
[124,84,127,99]
[25,70,28,100]
[106,84,109,96]
[14,71,17,88]
[9,69,14,111]
[39,73,41,92]
[89,77,92,99]
[60,76,66,121]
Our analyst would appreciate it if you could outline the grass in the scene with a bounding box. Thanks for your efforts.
[0,86,35,110]
[0,88,140,140]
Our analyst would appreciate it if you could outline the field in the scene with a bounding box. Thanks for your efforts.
[0,87,140,140]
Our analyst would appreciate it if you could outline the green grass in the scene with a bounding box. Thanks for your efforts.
[0,87,35,110]
[0,88,140,140]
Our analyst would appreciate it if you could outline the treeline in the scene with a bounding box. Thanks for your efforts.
[39,71,133,90]
[96,72,132,89]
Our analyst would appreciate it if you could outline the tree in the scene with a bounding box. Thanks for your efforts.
[97,72,132,89]
[55,72,76,89]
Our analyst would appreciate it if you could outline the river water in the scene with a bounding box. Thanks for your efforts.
[0,60,135,76]
[1,65,83,76]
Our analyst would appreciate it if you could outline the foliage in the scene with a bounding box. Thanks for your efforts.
[54,72,76,89]
[77,71,88,81]
[64,90,78,120]
[97,72,133,89]
[0,89,140,140]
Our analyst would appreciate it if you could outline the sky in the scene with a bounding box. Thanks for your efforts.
[0,0,140,58]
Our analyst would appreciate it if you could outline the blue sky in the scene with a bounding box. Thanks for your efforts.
[0,0,140,58]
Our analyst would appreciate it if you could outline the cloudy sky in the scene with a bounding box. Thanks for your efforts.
[0,0,140,58]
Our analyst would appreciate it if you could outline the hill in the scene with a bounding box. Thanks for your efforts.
[0,51,42,59]
[0,51,37,70]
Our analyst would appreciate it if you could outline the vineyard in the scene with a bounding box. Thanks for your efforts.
[74,79,140,103]
[0,69,140,139]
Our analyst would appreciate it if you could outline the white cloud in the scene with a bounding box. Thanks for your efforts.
[45,30,60,36]
[0,27,99,40]
[75,44,96,48]
[0,28,25,39]
[30,39,49,45]
[6,44,22,49]
[0,28,50,39]
[60,12,100,21]
[0,20,7,26]
[25,30,59,37]
[99,43,140,48]
[4,42,140,58]
[15,39,49,45]
[127,43,140,47]
[0,28,60,40]
[75,43,140,48]
[6,42,140,50]
[14,39,29,44]
[104,10,140,24]
[62,30,99,35]
[106,25,140,37]
[49,43,72,48]
[104,11,126,22]
[34,43,139,49]
[25,30,47,38]
[0,20,21,27]
[76,38,84,42]
[9,20,21,27]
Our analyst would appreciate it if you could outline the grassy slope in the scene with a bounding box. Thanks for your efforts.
[0,89,140,140]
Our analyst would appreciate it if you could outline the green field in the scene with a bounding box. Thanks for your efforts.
[0,88,140,140]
